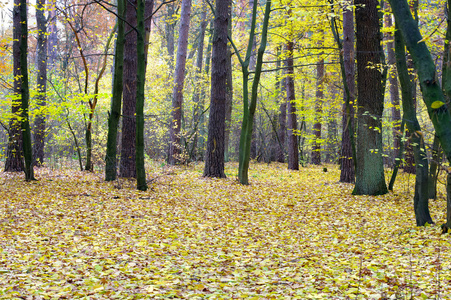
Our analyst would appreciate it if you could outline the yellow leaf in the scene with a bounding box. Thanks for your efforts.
[431,101,445,109]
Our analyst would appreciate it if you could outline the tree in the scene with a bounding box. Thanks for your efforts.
[105,0,126,181]
[353,0,387,195]
[120,0,154,177]
[236,0,272,184]
[34,0,47,167]
[203,0,229,178]
[18,0,35,180]
[168,0,192,165]
[5,0,25,172]
[286,41,298,171]
[135,0,149,191]
[394,22,433,226]
[311,56,324,165]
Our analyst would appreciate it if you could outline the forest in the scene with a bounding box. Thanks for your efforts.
[1,0,451,298]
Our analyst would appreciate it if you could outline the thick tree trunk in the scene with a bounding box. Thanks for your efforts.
[339,2,355,183]
[120,0,153,177]
[353,0,387,195]
[120,0,138,177]
[286,41,299,171]
[105,0,126,181]
[168,0,192,165]
[5,0,24,172]
[312,58,324,165]
[33,0,47,167]
[203,0,229,178]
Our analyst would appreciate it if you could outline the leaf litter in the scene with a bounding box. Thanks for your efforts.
[0,162,450,299]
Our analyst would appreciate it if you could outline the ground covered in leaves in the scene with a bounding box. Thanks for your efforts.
[1,162,450,299]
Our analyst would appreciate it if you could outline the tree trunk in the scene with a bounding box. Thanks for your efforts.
[393,13,433,226]
[312,58,324,165]
[105,0,126,181]
[388,0,451,173]
[353,0,387,195]
[19,0,35,181]
[47,0,57,70]
[224,2,233,163]
[135,0,148,191]
[5,0,24,172]
[237,0,271,184]
[120,0,153,177]
[286,41,299,171]
[428,134,442,199]
[386,13,401,167]
[339,2,355,183]
[168,0,192,165]
[33,0,47,167]
[203,0,229,178]
[277,76,287,163]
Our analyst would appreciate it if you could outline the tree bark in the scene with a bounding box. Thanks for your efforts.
[203,0,229,178]
[135,0,148,191]
[339,2,355,183]
[312,58,324,165]
[120,0,153,177]
[105,0,126,181]
[353,0,387,195]
[19,0,35,180]
[277,76,287,163]
[286,41,299,171]
[386,13,401,167]
[5,0,24,172]
[168,0,192,165]
[34,0,47,167]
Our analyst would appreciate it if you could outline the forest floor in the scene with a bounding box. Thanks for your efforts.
[0,161,450,299]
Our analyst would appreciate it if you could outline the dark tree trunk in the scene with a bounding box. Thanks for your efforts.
[105,0,126,181]
[428,134,442,199]
[339,2,355,183]
[33,0,47,167]
[393,12,433,226]
[168,0,192,165]
[5,0,24,172]
[135,0,149,191]
[120,0,153,177]
[18,0,35,180]
[312,58,324,165]
[286,41,299,171]
[120,0,138,177]
[353,0,387,195]
[203,0,229,178]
